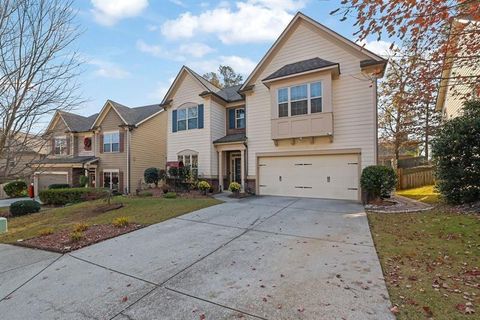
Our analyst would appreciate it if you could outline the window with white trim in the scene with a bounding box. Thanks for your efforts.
[235,108,245,128]
[54,137,67,155]
[177,154,198,177]
[177,106,198,131]
[103,170,119,190]
[103,131,119,153]
[277,81,323,117]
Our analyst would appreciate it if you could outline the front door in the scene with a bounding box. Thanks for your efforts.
[88,170,96,187]
[231,155,241,183]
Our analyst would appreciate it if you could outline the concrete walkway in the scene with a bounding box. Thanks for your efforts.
[0,196,393,320]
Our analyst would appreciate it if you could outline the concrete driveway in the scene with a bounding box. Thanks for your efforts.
[0,196,393,320]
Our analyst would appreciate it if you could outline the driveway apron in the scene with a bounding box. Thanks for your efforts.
[0,196,393,320]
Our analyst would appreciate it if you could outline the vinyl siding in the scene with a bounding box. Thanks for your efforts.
[167,72,213,177]
[246,20,377,177]
[443,63,478,119]
[96,108,127,191]
[209,99,226,175]
[130,111,167,189]
[77,133,94,157]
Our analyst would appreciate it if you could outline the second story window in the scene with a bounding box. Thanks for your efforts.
[177,106,198,131]
[103,131,119,153]
[236,108,245,129]
[54,137,67,155]
[278,81,323,117]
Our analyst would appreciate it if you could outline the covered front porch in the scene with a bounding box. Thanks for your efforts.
[214,133,247,192]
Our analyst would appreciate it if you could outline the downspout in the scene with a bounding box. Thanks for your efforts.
[126,129,131,194]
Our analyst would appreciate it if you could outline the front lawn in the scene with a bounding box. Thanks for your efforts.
[0,196,221,244]
[397,185,440,205]
[369,210,480,319]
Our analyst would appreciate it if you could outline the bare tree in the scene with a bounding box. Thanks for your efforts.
[0,0,83,180]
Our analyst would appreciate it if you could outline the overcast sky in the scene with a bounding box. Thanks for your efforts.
[70,0,393,119]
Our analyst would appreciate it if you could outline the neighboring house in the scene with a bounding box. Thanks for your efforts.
[436,17,480,119]
[33,100,167,195]
[377,141,421,167]
[163,12,386,201]
[0,131,47,183]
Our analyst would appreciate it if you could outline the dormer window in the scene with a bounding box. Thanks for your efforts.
[277,81,323,118]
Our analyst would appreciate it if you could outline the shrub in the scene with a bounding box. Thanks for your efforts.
[229,182,241,192]
[112,216,129,228]
[70,231,84,242]
[164,192,177,199]
[79,175,89,187]
[39,228,54,236]
[360,165,397,201]
[138,191,153,197]
[197,181,211,194]
[9,200,41,216]
[3,180,27,198]
[73,223,89,232]
[39,188,108,205]
[144,167,164,187]
[48,184,70,189]
[432,100,480,204]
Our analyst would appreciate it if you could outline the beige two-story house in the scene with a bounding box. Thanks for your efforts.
[33,100,167,195]
[163,12,386,201]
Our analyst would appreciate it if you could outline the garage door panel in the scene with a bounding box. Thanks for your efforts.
[37,174,68,192]
[258,154,359,201]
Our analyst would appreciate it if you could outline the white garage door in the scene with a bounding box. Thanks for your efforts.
[258,154,360,201]
[37,174,68,193]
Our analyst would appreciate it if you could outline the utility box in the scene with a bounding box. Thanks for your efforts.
[0,217,7,233]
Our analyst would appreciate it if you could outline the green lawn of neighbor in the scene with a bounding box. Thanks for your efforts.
[397,185,440,205]
[0,196,221,243]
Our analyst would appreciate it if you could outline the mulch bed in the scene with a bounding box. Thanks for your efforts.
[17,223,144,253]
[146,188,213,199]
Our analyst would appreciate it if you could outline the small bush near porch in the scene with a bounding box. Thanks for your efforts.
[0,196,221,249]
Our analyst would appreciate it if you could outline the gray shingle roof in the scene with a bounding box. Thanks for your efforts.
[33,156,98,164]
[216,85,243,102]
[109,101,163,125]
[263,57,339,81]
[213,133,247,144]
[59,112,98,132]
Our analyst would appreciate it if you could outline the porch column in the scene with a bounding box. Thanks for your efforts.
[218,150,223,191]
[240,148,245,192]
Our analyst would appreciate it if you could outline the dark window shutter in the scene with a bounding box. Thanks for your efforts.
[228,109,235,129]
[99,134,104,153]
[119,171,124,193]
[99,170,103,188]
[66,137,71,155]
[172,110,177,132]
[119,132,125,152]
[198,104,204,129]
[51,138,55,155]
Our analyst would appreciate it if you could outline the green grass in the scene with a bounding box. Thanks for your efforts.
[0,196,221,243]
[369,210,480,319]
[397,185,440,204]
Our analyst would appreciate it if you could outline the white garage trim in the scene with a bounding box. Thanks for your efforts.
[256,149,362,201]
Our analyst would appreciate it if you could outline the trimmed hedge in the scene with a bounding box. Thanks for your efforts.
[3,180,27,198]
[48,183,70,189]
[10,200,41,216]
[39,188,108,205]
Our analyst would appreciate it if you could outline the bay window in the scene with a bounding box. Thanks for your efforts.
[177,153,198,177]
[277,81,323,117]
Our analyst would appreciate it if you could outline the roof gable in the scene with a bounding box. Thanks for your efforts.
[162,66,221,104]
[240,12,386,91]
[45,111,70,133]
[91,100,163,128]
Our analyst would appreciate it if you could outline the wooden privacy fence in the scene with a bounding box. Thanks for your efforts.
[397,166,435,190]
